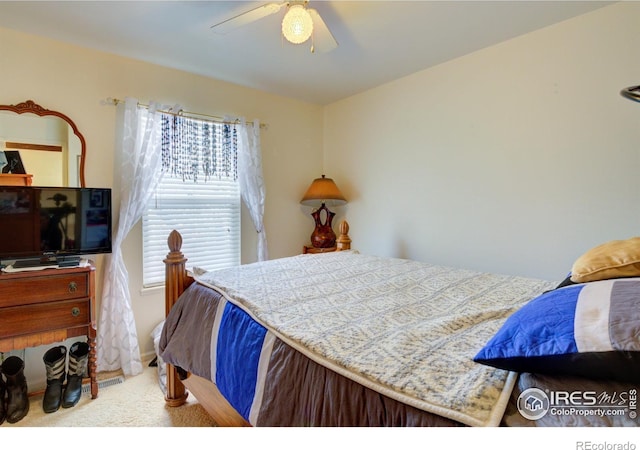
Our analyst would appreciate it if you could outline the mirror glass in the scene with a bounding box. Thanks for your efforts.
[0,100,85,187]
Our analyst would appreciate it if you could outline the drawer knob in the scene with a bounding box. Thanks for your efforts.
[71,307,80,317]
[68,282,77,293]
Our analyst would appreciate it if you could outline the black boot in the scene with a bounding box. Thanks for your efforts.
[0,366,6,425]
[1,356,29,423]
[42,346,66,413]
[62,341,89,408]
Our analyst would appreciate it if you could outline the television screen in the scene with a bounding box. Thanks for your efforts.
[0,186,112,265]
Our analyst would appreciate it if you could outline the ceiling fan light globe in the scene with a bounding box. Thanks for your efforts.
[282,4,313,44]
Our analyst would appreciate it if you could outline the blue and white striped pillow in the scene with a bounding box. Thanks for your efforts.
[474,278,640,382]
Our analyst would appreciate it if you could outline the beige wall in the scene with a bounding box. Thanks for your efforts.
[0,26,323,388]
[324,2,640,281]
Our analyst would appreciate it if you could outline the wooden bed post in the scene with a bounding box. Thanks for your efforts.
[336,220,351,251]
[163,230,190,407]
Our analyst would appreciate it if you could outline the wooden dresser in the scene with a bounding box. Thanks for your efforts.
[0,174,33,186]
[0,264,98,398]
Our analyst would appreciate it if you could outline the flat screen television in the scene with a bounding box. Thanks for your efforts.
[0,186,112,268]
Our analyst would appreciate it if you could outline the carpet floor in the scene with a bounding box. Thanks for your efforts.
[2,364,216,427]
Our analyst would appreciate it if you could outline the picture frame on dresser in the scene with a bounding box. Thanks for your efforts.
[1,151,26,174]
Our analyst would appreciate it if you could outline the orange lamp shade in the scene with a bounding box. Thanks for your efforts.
[300,175,347,207]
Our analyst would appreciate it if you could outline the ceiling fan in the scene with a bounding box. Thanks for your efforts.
[210,1,338,53]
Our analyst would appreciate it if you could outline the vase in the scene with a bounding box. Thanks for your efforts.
[310,203,336,248]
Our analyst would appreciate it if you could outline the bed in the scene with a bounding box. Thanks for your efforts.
[159,224,640,427]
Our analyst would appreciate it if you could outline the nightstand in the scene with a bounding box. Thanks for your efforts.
[303,245,337,254]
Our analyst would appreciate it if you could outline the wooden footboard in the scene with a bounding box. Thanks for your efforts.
[163,230,193,407]
[164,229,249,426]
[163,222,351,426]
[182,374,249,426]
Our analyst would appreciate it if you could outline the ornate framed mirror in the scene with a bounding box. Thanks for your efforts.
[0,100,86,187]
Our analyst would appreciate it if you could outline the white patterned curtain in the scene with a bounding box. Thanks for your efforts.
[236,118,268,261]
[97,97,165,376]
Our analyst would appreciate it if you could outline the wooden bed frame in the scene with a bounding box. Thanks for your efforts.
[162,221,352,426]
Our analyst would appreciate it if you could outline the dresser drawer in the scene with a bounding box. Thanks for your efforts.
[0,299,90,339]
[0,272,89,308]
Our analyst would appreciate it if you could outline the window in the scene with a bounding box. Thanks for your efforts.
[142,115,240,287]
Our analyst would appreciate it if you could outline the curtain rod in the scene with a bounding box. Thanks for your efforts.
[104,97,268,129]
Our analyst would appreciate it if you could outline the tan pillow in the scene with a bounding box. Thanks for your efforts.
[571,237,640,283]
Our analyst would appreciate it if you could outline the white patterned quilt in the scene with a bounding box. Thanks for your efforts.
[194,251,555,426]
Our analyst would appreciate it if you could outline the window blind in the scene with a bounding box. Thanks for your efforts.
[142,174,240,287]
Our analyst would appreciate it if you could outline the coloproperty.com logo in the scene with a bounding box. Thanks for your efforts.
[517,387,637,421]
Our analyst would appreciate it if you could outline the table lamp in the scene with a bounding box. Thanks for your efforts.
[300,175,347,248]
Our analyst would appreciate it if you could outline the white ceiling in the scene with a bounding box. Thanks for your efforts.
[0,1,615,105]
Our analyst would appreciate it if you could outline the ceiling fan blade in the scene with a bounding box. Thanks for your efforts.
[211,2,286,34]
[307,8,338,53]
